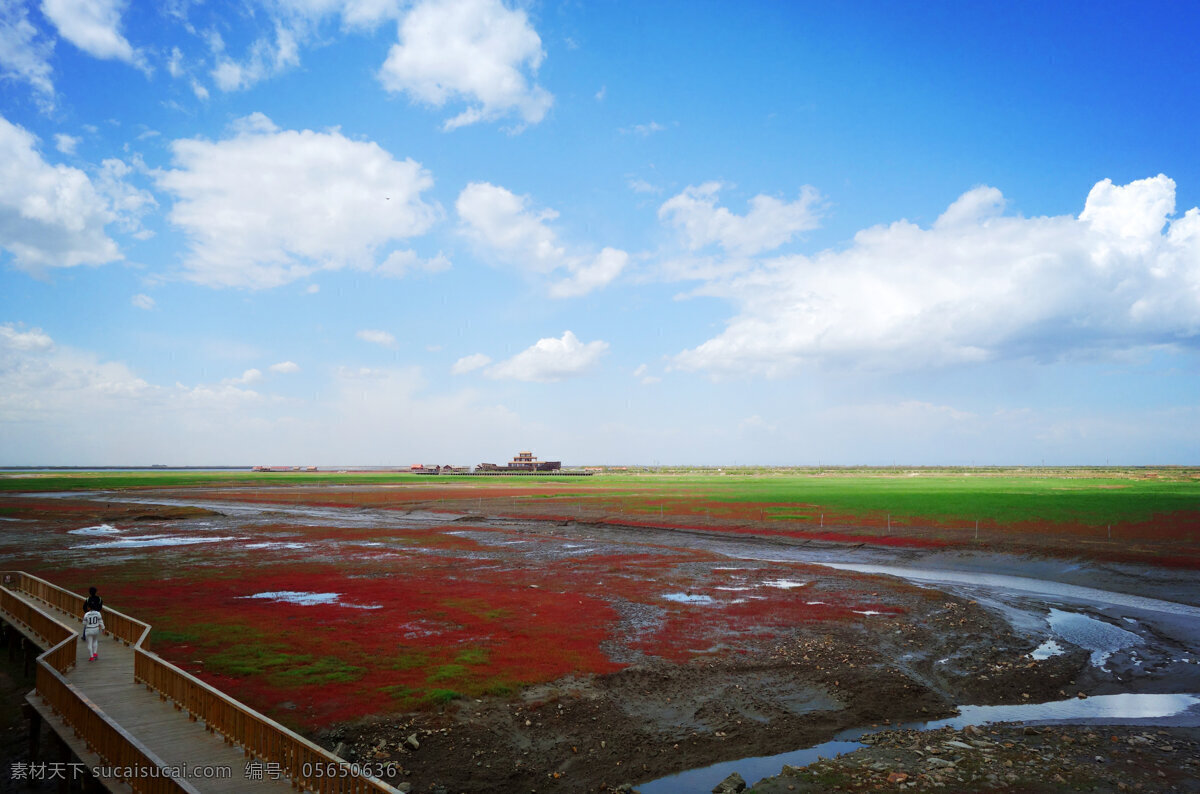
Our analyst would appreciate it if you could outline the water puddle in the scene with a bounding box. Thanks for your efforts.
[762,579,808,590]
[662,593,714,604]
[241,591,383,609]
[68,524,122,535]
[244,591,341,605]
[243,541,309,550]
[74,534,239,549]
[639,692,1200,793]
[1030,639,1065,660]
[815,562,1200,618]
[1047,608,1142,668]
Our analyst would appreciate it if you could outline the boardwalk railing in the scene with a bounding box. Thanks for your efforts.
[1,571,398,794]
[1,573,198,793]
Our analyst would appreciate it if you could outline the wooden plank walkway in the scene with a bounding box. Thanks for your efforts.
[5,589,296,792]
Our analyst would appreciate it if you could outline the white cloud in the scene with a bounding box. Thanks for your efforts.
[269,360,300,374]
[671,175,1200,377]
[356,329,396,347]
[53,132,78,154]
[270,0,404,30]
[0,0,56,110]
[305,284,320,294]
[594,85,605,101]
[0,323,52,352]
[211,23,299,91]
[167,45,183,77]
[190,80,209,100]
[95,157,156,234]
[40,0,144,67]
[224,368,263,385]
[548,247,627,298]
[375,248,451,278]
[451,352,490,374]
[156,114,439,288]
[0,321,261,427]
[0,114,122,271]
[620,121,664,136]
[659,182,822,256]
[485,331,607,382]
[379,0,552,130]
[456,181,627,296]
[632,363,660,385]
[628,178,659,195]
[131,293,154,310]
[0,320,523,464]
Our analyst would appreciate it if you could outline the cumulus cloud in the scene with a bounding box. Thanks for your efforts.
[659,182,822,257]
[131,293,154,310]
[620,121,664,136]
[456,181,627,297]
[451,352,490,374]
[0,0,56,109]
[379,0,552,130]
[628,178,659,195]
[0,322,308,464]
[53,132,78,154]
[4,321,525,465]
[156,114,439,288]
[485,331,607,382]
[632,363,661,385]
[40,0,144,67]
[269,360,300,374]
[375,248,451,278]
[95,157,156,234]
[166,45,183,77]
[0,114,122,271]
[224,368,262,385]
[210,23,299,91]
[0,322,260,425]
[356,329,396,347]
[671,175,1200,377]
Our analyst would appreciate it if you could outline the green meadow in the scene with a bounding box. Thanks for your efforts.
[1,467,1197,528]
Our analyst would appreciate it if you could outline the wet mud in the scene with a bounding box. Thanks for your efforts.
[2,489,1198,793]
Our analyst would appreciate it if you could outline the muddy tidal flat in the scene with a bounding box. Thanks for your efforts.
[1,475,1198,792]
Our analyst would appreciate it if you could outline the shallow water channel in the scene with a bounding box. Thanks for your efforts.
[640,692,1200,792]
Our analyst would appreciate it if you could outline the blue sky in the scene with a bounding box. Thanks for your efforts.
[1,0,1198,466]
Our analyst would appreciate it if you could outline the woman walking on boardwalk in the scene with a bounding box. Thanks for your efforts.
[82,607,105,661]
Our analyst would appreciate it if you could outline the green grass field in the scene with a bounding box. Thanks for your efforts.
[2,467,1197,529]
[616,471,1200,527]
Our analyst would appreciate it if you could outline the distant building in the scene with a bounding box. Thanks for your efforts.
[506,451,561,472]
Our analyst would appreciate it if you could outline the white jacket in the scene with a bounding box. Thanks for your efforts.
[83,610,105,633]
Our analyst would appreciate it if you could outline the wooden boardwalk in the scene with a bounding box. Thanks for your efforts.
[8,587,295,792]
[1,573,398,794]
